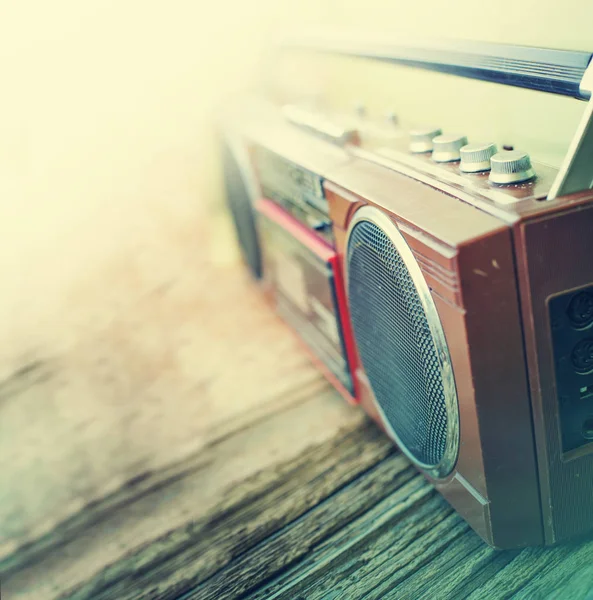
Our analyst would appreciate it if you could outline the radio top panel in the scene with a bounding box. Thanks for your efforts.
[224,95,593,226]
[221,96,350,177]
[277,31,593,202]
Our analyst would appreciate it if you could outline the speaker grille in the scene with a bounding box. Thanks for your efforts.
[222,140,262,278]
[346,210,458,476]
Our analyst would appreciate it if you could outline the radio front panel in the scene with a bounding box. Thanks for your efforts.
[257,198,356,403]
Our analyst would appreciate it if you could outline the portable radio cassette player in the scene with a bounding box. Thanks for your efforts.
[220,37,593,549]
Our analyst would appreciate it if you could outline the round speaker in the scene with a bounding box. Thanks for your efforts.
[222,138,262,279]
[345,206,459,479]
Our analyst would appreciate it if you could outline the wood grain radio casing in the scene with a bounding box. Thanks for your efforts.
[221,37,593,549]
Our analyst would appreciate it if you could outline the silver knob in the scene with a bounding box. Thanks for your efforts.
[489,150,535,184]
[460,142,497,173]
[410,127,442,153]
[432,134,468,163]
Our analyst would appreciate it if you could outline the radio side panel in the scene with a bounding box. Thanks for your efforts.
[515,198,593,544]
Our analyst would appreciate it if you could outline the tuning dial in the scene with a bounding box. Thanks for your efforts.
[432,134,468,163]
[460,142,497,173]
[410,127,442,153]
[489,150,535,184]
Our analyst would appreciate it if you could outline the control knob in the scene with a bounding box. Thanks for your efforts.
[460,142,497,173]
[409,127,442,153]
[489,150,535,184]
[432,134,468,163]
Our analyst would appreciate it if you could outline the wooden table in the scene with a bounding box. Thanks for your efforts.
[3,212,593,600]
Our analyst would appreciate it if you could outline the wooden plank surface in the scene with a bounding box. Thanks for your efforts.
[0,209,318,565]
[1,210,362,598]
[9,412,593,600]
[4,212,593,599]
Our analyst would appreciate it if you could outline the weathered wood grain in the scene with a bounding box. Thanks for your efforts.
[37,404,593,600]
[56,420,394,600]
[190,458,413,600]
[6,387,593,600]
[3,386,361,600]
[0,211,319,569]
[7,387,593,600]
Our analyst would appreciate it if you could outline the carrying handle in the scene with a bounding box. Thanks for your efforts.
[282,30,592,99]
[281,30,593,199]
[549,62,593,198]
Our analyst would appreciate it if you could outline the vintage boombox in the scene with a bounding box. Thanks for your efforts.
[220,37,593,549]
